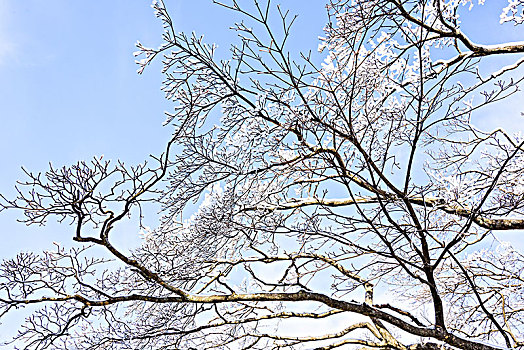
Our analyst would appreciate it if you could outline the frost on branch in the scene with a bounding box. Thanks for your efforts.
[501,0,524,25]
[1,0,524,349]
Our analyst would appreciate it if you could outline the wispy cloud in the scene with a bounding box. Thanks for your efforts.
[0,2,16,65]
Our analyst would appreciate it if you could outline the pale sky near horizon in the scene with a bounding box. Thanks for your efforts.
[0,0,523,345]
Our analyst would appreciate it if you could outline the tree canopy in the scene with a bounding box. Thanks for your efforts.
[1,0,524,349]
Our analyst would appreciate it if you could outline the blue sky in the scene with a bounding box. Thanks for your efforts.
[0,1,170,258]
[0,0,328,259]
[0,0,522,343]
[1,0,521,248]
[0,0,522,279]
[0,1,325,338]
